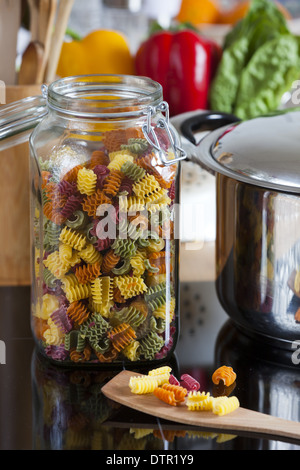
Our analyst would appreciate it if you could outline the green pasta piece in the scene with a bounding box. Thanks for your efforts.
[43,268,58,289]
[121,161,145,182]
[64,330,81,351]
[121,138,149,154]
[66,210,89,230]
[144,259,159,273]
[139,331,164,360]
[127,223,147,241]
[112,258,131,275]
[86,222,97,244]
[147,293,167,311]
[112,238,137,258]
[110,306,146,329]
[44,220,61,247]
[80,314,111,352]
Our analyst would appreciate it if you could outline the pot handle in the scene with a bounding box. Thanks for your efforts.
[180,111,241,146]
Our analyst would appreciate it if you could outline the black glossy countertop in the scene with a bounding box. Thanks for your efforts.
[1,284,300,451]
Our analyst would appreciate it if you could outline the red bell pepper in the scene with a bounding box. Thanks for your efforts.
[135,28,222,116]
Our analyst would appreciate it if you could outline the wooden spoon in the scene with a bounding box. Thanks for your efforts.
[18,41,44,85]
[27,0,39,41]
[46,0,75,83]
[36,0,58,84]
[101,370,300,443]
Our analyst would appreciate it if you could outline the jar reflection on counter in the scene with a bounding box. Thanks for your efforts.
[30,75,183,367]
[31,351,180,450]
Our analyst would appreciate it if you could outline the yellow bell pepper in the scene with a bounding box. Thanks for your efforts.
[57,30,135,77]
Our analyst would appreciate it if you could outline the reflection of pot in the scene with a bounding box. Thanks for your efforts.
[214,320,300,450]
[178,111,300,348]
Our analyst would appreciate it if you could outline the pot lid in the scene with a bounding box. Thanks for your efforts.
[198,111,300,194]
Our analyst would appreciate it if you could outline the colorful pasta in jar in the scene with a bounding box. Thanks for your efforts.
[30,75,185,366]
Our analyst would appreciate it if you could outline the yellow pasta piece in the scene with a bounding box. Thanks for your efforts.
[148,366,172,376]
[108,151,134,171]
[109,149,134,161]
[59,243,81,268]
[130,249,147,276]
[212,396,240,416]
[90,278,103,304]
[129,375,158,394]
[79,243,103,265]
[152,373,170,386]
[123,340,140,361]
[114,275,147,299]
[121,196,145,213]
[186,392,214,411]
[34,294,60,320]
[77,167,97,196]
[61,273,79,290]
[59,226,86,251]
[43,251,69,279]
[133,174,161,198]
[64,283,90,303]
[43,319,64,346]
[145,188,171,209]
[147,238,165,253]
[153,298,176,322]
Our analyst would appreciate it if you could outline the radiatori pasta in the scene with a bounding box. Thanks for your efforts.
[32,119,178,365]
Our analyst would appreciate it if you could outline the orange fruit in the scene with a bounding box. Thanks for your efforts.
[218,0,291,24]
[176,0,221,25]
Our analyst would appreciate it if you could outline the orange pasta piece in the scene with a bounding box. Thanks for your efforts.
[95,347,119,363]
[66,301,91,326]
[113,287,127,304]
[82,189,111,217]
[103,169,124,198]
[102,249,121,274]
[212,366,237,387]
[41,171,51,189]
[153,387,178,406]
[102,127,144,153]
[63,164,84,184]
[108,323,136,352]
[162,383,187,403]
[43,201,66,225]
[75,262,101,284]
[88,150,110,169]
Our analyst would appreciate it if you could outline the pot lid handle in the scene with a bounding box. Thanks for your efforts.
[0,94,47,152]
[180,111,241,146]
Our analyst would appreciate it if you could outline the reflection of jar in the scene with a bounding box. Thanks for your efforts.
[32,350,179,450]
[28,75,185,366]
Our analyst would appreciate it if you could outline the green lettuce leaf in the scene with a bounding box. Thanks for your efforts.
[234,35,300,120]
[210,36,249,113]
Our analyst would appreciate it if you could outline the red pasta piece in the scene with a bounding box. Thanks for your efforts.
[180,374,200,392]
[169,374,180,386]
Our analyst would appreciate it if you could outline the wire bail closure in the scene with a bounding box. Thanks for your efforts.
[142,101,187,166]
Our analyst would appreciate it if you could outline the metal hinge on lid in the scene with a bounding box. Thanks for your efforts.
[142,101,187,166]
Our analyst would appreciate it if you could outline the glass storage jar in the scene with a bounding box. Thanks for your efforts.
[21,74,185,366]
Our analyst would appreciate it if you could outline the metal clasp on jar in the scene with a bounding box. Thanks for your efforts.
[142,101,187,166]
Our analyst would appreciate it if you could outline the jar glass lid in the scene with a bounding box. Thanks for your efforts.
[200,111,300,193]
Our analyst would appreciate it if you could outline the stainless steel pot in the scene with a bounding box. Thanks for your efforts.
[178,110,300,349]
